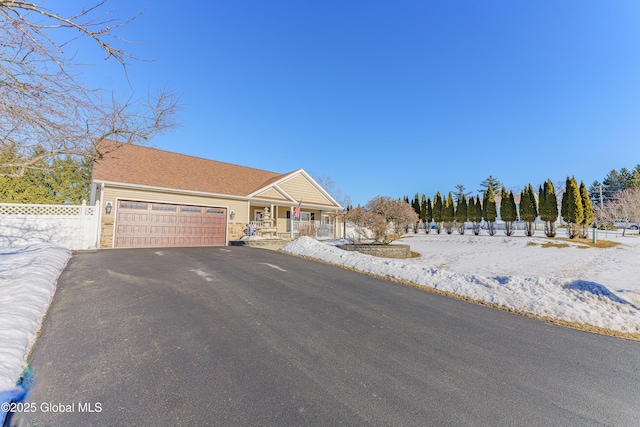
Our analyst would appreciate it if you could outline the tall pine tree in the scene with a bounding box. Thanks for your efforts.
[453,184,471,204]
[479,175,503,194]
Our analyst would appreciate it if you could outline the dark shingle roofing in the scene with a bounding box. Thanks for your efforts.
[93,143,290,197]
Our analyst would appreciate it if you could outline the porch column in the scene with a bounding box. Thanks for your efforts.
[290,206,294,239]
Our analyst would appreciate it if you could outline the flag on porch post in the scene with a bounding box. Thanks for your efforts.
[293,200,302,219]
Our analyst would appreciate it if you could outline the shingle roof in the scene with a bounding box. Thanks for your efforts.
[93,143,289,197]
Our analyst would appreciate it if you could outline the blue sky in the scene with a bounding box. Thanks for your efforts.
[67,1,640,206]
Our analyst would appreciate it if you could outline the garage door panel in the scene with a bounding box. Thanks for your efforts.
[180,216,202,225]
[116,236,148,247]
[118,212,149,222]
[148,237,176,246]
[115,201,226,248]
[149,226,177,235]
[178,236,203,245]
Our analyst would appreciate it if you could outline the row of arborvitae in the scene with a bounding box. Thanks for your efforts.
[407,177,593,238]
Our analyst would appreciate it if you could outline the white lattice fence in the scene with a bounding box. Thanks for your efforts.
[0,203,96,216]
[0,201,101,250]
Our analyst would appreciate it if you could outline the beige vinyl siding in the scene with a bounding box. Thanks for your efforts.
[254,187,288,201]
[279,175,331,205]
[102,186,247,219]
[276,206,291,236]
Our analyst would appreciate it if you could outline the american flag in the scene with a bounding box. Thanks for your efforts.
[293,200,302,219]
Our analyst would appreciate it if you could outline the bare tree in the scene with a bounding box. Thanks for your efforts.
[595,188,640,237]
[311,173,351,208]
[0,1,180,177]
[345,196,418,244]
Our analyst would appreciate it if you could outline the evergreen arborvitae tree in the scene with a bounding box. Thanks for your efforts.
[483,187,497,235]
[426,197,433,233]
[500,186,517,236]
[561,177,583,239]
[538,185,546,229]
[455,194,468,234]
[412,193,420,214]
[433,192,443,234]
[560,179,569,227]
[579,181,593,238]
[411,193,421,233]
[539,179,558,237]
[466,195,474,223]
[468,196,479,235]
[420,194,427,233]
[519,184,538,236]
[473,196,484,236]
[443,192,455,234]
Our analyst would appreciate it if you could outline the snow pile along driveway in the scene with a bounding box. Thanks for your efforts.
[0,244,70,413]
[281,236,640,335]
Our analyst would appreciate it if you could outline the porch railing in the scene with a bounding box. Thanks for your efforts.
[247,220,335,238]
[289,220,334,237]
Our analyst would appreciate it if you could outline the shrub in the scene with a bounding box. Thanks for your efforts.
[346,196,418,244]
[298,223,317,237]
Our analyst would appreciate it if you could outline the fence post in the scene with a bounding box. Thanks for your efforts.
[80,200,88,250]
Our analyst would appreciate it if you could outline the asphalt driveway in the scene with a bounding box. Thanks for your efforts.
[8,246,640,426]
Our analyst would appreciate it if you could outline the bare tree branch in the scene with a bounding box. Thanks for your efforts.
[0,0,180,177]
[594,188,640,236]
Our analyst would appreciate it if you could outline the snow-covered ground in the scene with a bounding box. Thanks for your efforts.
[0,244,70,422]
[281,231,640,335]
[2,231,639,418]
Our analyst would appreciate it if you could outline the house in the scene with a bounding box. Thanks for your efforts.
[90,143,343,248]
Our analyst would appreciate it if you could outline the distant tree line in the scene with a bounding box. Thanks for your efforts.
[405,176,594,239]
[589,164,640,204]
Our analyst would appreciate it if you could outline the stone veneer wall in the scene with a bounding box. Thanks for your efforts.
[100,216,114,248]
[228,222,245,241]
[337,244,411,258]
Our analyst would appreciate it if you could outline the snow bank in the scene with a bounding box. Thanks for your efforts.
[0,245,70,394]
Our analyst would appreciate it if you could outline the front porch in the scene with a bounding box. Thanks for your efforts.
[247,203,340,239]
